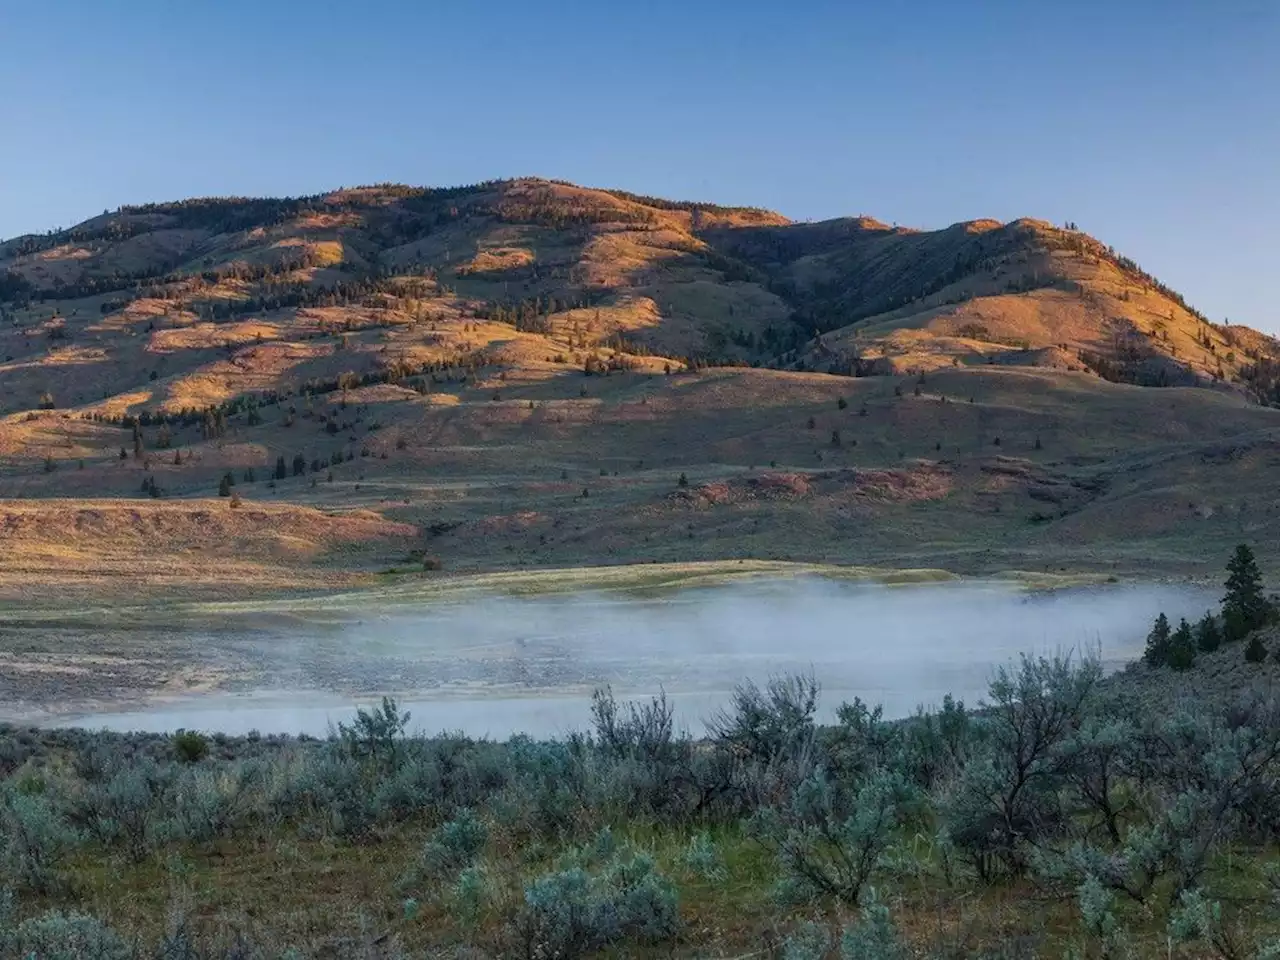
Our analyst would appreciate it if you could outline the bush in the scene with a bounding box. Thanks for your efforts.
[0,789,81,894]
[942,654,1099,879]
[708,674,818,769]
[839,887,909,960]
[7,909,133,960]
[762,767,909,906]
[510,851,679,958]
[781,921,831,960]
[172,730,208,764]
[1245,634,1268,663]
[681,832,727,883]
[337,697,410,770]
[166,763,261,845]
[74,762,167,862]
[400,809,488,891]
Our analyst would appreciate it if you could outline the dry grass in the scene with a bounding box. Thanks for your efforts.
[0,179,1278,603]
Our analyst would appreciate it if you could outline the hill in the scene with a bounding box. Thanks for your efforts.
[1,177,1279,598]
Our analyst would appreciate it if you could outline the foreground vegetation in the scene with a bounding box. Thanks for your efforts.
[4,552,1280,958]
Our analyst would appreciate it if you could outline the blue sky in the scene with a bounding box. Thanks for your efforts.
[1,1,1275,329]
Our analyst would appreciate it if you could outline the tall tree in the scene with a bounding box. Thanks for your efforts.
[1223,544,1272,640]
[1143,613,1172,667]
[1167,618,1196,671]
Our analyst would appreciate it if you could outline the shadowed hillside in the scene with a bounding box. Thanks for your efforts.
[2,177,1279,597]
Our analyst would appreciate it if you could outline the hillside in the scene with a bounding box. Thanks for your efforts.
[2,177,1279,598]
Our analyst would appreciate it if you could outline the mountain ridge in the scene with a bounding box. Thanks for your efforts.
[0,177,1278,598]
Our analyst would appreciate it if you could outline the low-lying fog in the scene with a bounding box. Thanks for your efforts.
[67,578,1217,739]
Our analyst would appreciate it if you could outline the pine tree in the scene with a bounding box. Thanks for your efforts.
[1143,613,1171,667]
[218,473,232,497]
[1167,618,1196,671]
[1195,612,1221,653]
[1223,544,1272,639]
[275,456,288,480]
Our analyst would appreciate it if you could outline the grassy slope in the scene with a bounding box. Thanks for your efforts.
[1,179,1279,598]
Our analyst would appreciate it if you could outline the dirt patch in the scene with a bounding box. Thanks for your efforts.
[671,464,952,508]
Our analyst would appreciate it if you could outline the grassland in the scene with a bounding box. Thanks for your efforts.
[0,177,1279,602]
[6,636,1280,959]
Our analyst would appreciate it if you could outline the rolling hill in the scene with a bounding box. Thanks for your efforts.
[1,177,1278,600]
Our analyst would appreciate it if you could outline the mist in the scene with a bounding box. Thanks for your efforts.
[65,577,1217,739]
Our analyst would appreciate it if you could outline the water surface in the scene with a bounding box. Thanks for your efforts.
[63,578,1215,738]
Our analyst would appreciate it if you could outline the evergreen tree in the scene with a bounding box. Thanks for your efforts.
[1195,612,1221,653]
[1143,613,1171,667]
[275,456,288,480]
[1167,618,1196,671]
[218,473,232,497]
[1223,544,1272,639]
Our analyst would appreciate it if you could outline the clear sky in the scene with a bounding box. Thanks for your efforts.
[1,1,1276,329]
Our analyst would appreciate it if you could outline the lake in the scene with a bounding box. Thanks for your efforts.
[48,577,1217,738]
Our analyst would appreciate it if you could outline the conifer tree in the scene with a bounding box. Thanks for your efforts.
[1143,612,1171,667]
[1167,618,1196,671]
[1223,544,1272,639]
[1195,611,1221,653]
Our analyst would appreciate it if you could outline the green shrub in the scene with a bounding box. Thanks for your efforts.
[763,766,909,906]
[172,730,208,764]
[510,851,679,958]
[681,832,727,883]
[9,909,133,960]
[401,809,488,891]
[0,789,81,894]
[839,887,909,960]
[782,920,831,960]
[1245,634,1268,663]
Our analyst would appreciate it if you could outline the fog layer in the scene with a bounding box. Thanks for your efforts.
[66,578,1216,738]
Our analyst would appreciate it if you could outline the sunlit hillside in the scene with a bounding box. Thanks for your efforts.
[2,177,1280,599]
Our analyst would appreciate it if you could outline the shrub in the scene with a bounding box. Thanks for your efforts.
[709,674,818,769]
[942,654,1099,879]
[8,909,133,960]
[401,809,488,891]
[762,767,909,906]
[75,762,167,862]
[337,697,410,770]
[510,851,679,958]
[172,730,208,764]
[1245,634,1267,663]
[781,921,831,960]
[166,763,261,845]
[0,789,81,894]
[681,832,727,883]
[838,887,909,960]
